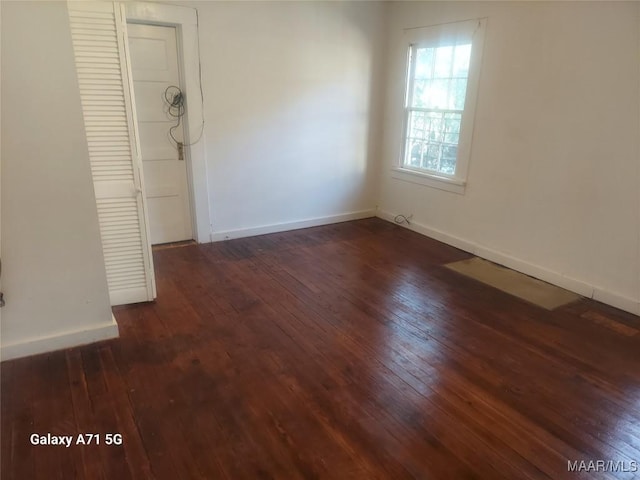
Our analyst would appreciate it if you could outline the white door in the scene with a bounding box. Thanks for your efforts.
[68,1,156,305]
[127,23,194,245]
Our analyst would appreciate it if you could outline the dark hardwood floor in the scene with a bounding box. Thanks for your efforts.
[2,218,639,479]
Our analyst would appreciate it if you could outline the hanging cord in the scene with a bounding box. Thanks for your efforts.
[163,9,205,148]
[164,84,204,147]
[164,85,187,145]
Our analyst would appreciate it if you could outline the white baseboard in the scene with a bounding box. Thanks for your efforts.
[377,209,640,316]
[210,209,377,242]
[1,315,120,361]
[592,289,640,317]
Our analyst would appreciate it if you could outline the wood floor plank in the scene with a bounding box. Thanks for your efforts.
[2,219,639,479]
[66,348,106,480]
[3,360,37,480]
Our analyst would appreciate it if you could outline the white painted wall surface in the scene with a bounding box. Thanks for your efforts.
[378,2,640,314]
[184,1,386,239]
[1,1,117,360]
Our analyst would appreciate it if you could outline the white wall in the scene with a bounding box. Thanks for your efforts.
[1,1,117,360]
[187,1,386,239]
[378,1,640,315]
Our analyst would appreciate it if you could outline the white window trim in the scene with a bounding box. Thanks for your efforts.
[391,166,466,194]
[395,18,486,194]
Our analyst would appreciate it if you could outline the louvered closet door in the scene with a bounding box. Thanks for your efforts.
[68,1,156,305]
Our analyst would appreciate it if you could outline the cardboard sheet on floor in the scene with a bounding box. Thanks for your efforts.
[445,257,581,310]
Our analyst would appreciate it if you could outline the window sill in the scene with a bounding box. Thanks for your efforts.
[391,167,466,195]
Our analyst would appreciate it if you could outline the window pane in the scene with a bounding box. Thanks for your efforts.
[434,46,453,78]
[406,112,423,167]
[450,78,468,110]
[444,132,459,144]
[413,78,447,109]
[444,113,461,133]
[411,79,428,108]
[426,112,443,142]
[440,145,457,175]
[414,47,434,80]
[410,110,425,136]
[408,142,424,168]
[411,44,472,110]
[425,144,441,171]
[453,44,472,77]
[405,110,462,175]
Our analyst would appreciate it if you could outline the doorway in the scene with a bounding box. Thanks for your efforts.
[124,2,210,246]
[127,23,194,245]
[68,1,208,305]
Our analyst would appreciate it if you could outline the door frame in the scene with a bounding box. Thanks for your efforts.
[124,2,210,243]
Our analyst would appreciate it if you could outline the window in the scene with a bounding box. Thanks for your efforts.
[395,19,486,193]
